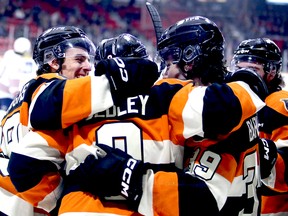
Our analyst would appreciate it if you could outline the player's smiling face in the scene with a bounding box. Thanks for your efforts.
[61,47,93,79]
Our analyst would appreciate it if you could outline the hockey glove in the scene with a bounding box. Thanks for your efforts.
[95,57,159,104]
[258,138,278,179]
[68,144,145,209]
[225,68,269,101]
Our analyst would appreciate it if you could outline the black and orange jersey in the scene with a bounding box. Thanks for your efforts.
[1,73,113,157]
[138,81,265,215]
[8,78,265,215]
[0,73,113,215]
[258,90,288,215]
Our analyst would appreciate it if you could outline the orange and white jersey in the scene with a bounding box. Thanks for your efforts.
[138,81,265,216]
[8,79,265,215]
[0,73,113,215]
[1,73,113,158]
[258,90,288,216]
[0,73,64,216]
[8,78,189,214]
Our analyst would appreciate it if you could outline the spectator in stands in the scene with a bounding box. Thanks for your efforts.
[0,37,37,120]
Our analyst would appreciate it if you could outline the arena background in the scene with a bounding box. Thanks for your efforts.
[0,0,287,88]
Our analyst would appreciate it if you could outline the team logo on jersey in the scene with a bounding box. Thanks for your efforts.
[280,98,288,112]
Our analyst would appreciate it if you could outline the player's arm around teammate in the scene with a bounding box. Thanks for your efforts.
[5,30,159,214]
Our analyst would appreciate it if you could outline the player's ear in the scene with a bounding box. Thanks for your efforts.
[48,59,60,72]
[184,63,193,72]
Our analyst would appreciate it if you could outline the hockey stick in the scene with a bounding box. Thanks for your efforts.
[145,2,163,50]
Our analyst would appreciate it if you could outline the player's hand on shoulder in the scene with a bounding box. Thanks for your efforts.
[94,57,159,104]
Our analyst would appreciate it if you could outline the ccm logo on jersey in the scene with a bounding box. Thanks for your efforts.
[121,158,137,197]
[261,139,270,161]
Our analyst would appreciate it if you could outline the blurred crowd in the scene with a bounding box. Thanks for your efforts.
[0,0,154,55]
[0,0,287,62]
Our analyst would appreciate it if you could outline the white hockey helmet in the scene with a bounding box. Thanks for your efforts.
[13,37,32,54]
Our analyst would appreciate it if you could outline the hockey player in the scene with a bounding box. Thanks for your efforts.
[230,38,284,94]
[0,37,37,120]
[0,26,158,215]
[8,16,267,215]
[0,25,102,216]
[57,17,275,216]
[231,38,288,216]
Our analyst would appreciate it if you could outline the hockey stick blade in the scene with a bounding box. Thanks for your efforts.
[145,2,163,50]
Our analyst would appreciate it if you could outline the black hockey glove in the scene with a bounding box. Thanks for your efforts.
[225,68,269,101]
[68,144,146,210]
[258,138,278,179]
[95,57,159,104]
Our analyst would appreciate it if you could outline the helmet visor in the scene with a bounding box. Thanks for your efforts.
[159,44,202,65]
[231,55,279,74]
[159,47,182,64]
[43,37,96,65]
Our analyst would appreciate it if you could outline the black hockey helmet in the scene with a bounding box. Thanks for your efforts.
[157,16,226,84]
[231,38,282,75]
[158,16,224,64]
[95,33,148,61]
[33,26,96,74]
[95,37,115,60]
